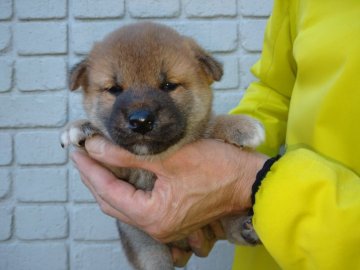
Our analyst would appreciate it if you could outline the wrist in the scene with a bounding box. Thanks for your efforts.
[250,155,281,205]
[229,149,268,214]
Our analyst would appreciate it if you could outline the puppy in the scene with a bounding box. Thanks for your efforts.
[61,22,264,270]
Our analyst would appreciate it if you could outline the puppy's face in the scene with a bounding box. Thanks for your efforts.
[70,22,223,155]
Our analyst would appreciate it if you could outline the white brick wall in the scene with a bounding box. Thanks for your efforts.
[0,0,272,269]
[129,0,180,18]
[0,169,11,199]
[73,0,125,19]
[15,205,68,240]
[16,0,67,20]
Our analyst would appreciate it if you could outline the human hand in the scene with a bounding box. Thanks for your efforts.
[71,136,266,243]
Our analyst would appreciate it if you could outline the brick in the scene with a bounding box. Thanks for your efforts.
[0,169,11,199]
[0,133,12,165]
[16,0,66,20]
[73,244,130,270]
[240,0,273,17]
[73,205,119,240]
[213,56,239,90]
[70,166,95,202]
[185,0,237,18]
[129,0,179,18]
[15,205,68,239]
[187,241,234,270]
[73,0,124,19]
[15,168,67,202]
[15,22,67,55]
[173,22,238,52]
[16,57,67,91]
[15,131,67,165]
[72,22,120,55]
[0,0,12,20]
[0,93,67,128]
[240,54,260,89]
[0,243,67,270]
[240,19,267,52]
[0,207,12,240]
[213,90,243,114]
[0,24,11,51]
[0,58,13,92]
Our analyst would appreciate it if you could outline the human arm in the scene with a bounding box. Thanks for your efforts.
[251,148,360,270]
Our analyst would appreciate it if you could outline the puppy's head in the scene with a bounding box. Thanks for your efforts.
[70,22,223,155]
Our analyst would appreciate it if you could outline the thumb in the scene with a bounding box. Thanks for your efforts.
[85,136,161,172]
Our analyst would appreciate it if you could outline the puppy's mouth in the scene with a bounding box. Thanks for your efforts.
[109,124,186,155]
[106,107,187,156]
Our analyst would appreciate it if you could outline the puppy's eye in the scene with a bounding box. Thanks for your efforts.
[160,82,179,92]
[106,85,123,96]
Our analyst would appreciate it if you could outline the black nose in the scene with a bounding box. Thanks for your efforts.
[128,110,155,134]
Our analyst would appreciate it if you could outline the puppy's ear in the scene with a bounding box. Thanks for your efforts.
[185,38,223,83]
[69,59,88,91]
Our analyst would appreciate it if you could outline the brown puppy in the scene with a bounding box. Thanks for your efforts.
[61,22,264,270]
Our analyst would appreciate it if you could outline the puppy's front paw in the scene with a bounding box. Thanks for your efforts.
[236,117,265,148]
[211,115,265,148]
[60,120,100,148]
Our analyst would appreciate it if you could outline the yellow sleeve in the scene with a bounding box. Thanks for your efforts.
[231,2,296,268]
[254,148,360,269]
[232,1,360,269]
[230,0,296,157]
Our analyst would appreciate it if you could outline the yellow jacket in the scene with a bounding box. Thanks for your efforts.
[231,0,360,269]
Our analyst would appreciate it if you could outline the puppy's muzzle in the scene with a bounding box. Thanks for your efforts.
[128,109,155,134]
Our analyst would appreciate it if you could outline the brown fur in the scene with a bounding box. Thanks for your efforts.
[62,22,263,270]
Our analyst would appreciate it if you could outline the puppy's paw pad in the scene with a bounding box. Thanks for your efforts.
[240,217,261,245]
[221,215,260,246]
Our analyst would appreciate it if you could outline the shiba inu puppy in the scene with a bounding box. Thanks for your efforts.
[61,22,263,270]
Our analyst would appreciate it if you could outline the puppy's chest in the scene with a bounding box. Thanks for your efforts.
[111,166,156,191]
[129,168,156,191]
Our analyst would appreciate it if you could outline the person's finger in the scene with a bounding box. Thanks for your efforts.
[71,151,152,221]
[84,136,161,173]
[171,247,192,267]
[78,170,133,224]
[187,228,215,257]
[209,221,226,240]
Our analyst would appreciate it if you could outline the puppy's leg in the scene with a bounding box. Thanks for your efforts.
[117,220,174,270]
[210,114,265,148]
[211,114,264,246]
[60,120,102,148]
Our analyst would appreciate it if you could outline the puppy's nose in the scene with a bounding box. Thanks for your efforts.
[128,110,155,134]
